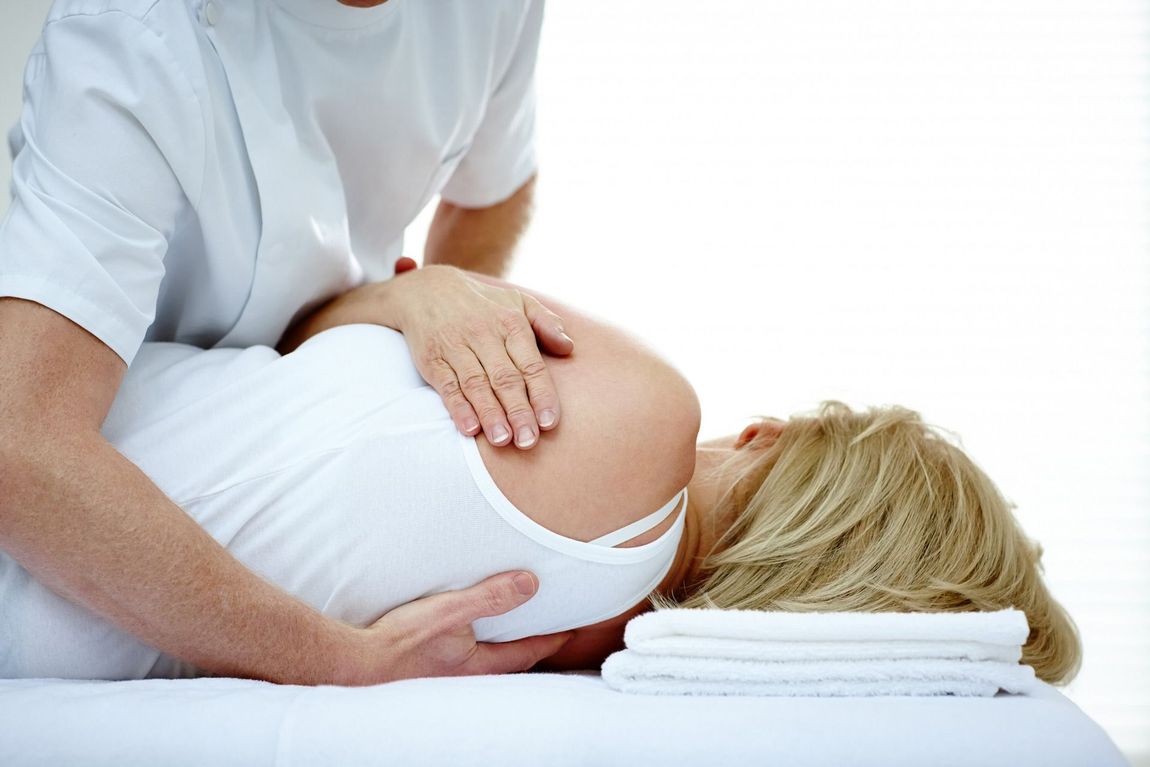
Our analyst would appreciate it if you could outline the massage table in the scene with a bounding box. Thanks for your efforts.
[0,672,1127,765]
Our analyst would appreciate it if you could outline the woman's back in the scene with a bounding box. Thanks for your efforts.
[1,322,698,679]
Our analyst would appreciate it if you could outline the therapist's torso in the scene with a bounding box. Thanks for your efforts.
[0,0,540,363]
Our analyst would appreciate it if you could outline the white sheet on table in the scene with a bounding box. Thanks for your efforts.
[0,673,1127,767]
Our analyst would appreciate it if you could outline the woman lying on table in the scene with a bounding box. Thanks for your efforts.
[0,266,1080,685]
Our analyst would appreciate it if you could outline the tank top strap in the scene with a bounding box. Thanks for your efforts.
[588,488,688,548]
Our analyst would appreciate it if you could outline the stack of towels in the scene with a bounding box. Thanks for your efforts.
[601,608,1039,697]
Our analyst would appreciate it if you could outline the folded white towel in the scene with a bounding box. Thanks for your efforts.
[601,654,1039,697]
[602,608,1037,697]
[624,608,1030,647]
[629,637,1022,663]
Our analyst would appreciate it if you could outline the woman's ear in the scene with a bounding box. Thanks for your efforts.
[735,423,761,449]
[735,419,785,449]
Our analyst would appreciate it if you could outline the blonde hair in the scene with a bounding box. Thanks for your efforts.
[663,401,1081,684]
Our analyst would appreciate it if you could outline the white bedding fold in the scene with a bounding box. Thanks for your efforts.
[0,674,1130,767]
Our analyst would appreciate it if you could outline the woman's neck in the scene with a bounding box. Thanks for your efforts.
[655,446,736,598]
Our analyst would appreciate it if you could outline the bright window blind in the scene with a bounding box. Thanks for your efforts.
[423,1,1150,760]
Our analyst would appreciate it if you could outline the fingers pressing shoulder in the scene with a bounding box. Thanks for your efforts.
[470,298,700,545]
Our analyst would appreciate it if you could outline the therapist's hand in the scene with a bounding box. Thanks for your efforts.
[277,263,573,447]
[342,571,573,683]
[390,264,573,448]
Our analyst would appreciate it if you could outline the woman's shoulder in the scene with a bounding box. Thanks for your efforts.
[470,280,700,545]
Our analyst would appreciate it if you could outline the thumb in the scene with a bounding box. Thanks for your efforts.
[523,295,574,357]
[448,571,540,625]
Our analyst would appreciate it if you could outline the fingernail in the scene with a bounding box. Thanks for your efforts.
[560,332,574,345]
[513,573,536,596]
[516,426,536,448]
[491,425,511,445]
[463,418,480,435]
[538,409,557,429]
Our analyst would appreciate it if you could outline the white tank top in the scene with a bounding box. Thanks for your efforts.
[0,325,685,679]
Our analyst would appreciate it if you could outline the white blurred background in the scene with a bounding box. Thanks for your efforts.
[3,1,1148,762]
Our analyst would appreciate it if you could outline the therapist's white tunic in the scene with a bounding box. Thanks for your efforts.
[0,0,541,363]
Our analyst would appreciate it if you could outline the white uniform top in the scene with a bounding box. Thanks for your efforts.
[0,0,540,364]
[0,326,686,680]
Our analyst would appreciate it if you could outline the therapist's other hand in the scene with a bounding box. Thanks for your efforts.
[393,256,419,275]
[392,264,573,448]
[346,571,573,683]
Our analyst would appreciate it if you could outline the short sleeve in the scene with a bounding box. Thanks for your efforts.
[439,0,542,208]
[0,11,205,365]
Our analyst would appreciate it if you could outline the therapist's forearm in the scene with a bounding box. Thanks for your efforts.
[424,174,536,278]
[0,432,356,684]
[0,298,355,685]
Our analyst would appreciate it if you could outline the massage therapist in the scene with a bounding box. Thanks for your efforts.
[0,0,576,684]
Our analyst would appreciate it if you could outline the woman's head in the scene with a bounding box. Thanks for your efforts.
[668,401,1080,684]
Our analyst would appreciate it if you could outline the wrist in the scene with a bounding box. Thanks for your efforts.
[281,617,375,687]
[320,622,375,687]
[377,263,461,332]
